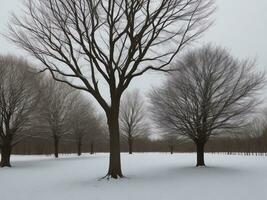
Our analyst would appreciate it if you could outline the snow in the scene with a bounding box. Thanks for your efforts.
[0,153,267,200]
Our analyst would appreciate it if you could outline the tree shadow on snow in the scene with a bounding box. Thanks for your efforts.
[126,164,245,183]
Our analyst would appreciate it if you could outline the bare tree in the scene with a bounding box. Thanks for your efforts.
[163,134,186,154]
[8,0,214,178]
[68,96,100,156]
[0,56,40,167]
[120,91,148,154]
[87,115,107,155]
[38,77,76,158]
[149,45,265,166]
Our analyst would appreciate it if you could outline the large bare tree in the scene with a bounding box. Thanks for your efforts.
[0,56,40,167]
[120,91,148,154]
[149,45,265,166]
[8,0,214,178]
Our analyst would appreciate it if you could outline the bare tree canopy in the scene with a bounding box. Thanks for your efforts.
[8,0,214,178]
[149,45,265,166]
[120,90,149,154]
[0,55,40,167]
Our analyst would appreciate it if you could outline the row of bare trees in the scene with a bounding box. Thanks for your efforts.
[0,56,105,167]
[10,121,267,156]
[0,46,265,173]
[10,125,267,156]
[37,78,105,158]
[0,52,265,168]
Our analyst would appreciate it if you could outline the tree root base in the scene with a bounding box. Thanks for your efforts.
[0,164,12,168]
[99,174,124,180]
[196,165,206,168]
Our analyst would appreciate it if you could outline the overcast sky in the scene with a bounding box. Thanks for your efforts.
[0,0,267,101]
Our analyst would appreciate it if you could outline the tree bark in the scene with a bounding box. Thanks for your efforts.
[0,144,12,167]
[196,142,205,167]
[90,142,94,155]
[54,136,59,158]
[128,138,133,154]
[77,139,82,156]
[106,103,123,178]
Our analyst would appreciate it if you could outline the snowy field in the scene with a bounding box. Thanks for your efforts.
[0,153,267,200]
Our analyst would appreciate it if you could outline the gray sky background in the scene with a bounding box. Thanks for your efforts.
[0,0,267,106]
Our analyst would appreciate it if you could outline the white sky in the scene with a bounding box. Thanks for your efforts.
[0,0,267,107]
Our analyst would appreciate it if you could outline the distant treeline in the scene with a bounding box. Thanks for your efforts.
[13,131,267,155]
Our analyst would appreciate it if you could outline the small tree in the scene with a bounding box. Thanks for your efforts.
[87,115,107,155]
[38,77,76,158]
[149,45,265,166]
[120,91,148,154]
[0,56,40,167]
[9,0,214,178]
[68,96,100,156]
[163,134,185,154]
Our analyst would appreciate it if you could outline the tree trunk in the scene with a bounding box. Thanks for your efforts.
[196,142,205,167]
[0,144,12,167]
[170,145,174,154]
[54,137,59,158]
[77,139,82,156]
[106,103,123,178]
[90,142,94,155]
[128,138,133,154]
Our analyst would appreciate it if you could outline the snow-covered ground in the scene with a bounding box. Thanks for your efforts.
[0,153,267,200]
